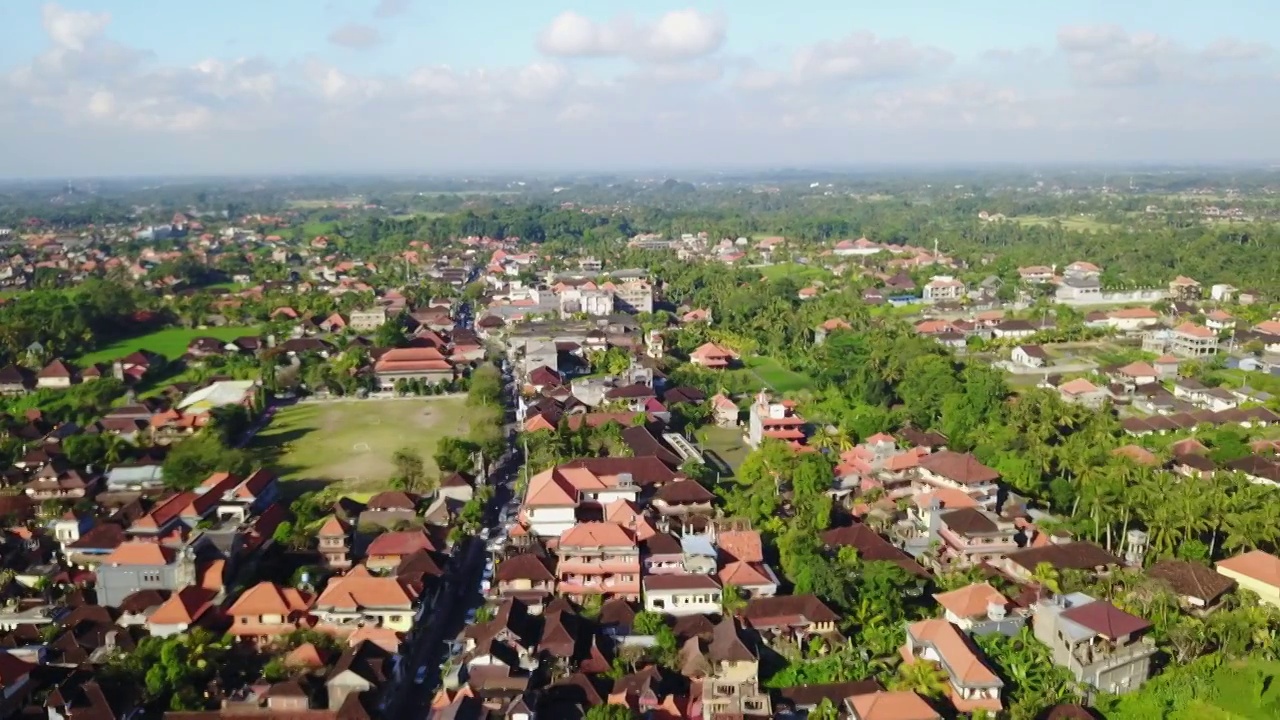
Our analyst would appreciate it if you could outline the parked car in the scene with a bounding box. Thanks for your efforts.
[479,527,491,540]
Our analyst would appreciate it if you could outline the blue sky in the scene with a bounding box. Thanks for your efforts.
[0,1,1277,176]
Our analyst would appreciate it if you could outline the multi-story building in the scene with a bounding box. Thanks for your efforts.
[935,508,1020,567]
[349,307,388,332]
[522,464,641,537]
[317,515,353,569]
[697,617,771,717]
[559,288,614,317]
[1032,593,1156,694]
[902,619,1003,714]
[96,541,198,607]
[226,581,314,644]
[313,574,419,634]
[922,276,966,304]
[611,280,654,314]
[747,390,807,449]
[1169,322,1218,357]
[555,521,640,601]
[916,451,1000,510]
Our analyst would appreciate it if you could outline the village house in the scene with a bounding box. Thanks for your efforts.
[1011,345,1048,368]
[1018,266,1054,283]
[373,347,454,388]
[935,508,1020,567]
[317,515,354,570]
[1057,378,1108,408]
[916,451,1000,510]
[845,691,941,720]
[1146,559,1234,610]
[556,521,641,601]
[901,619,1003,714]
[226,581,314,644]
[689,342,739,369]
[313,573,419,634]
[350,307,388,332]
[740,594,842,648]
[693,617,772,718]
[521,463,642,538]
[642,574,722,616]
[933,582,1023,635]
[36,359,75,389]
[747,390,807,449]
[96,541,198,607]
[1216,550,1280,607]
[1169,322,1218,357]
[1168,276,1202,301]
[1106,307,1161,332]
[710,393,739,427]
[1032,593,1156,694]
[494,553,557,610]
[922,276,966,304]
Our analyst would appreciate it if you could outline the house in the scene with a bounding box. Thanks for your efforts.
[991,320,1037,340]
[1146,559,1234,609]
[1153,355,1180,380]
[350,307,388,332]
[1169,322,1218,357]
[1205,309,1236,331]
[1106,307,1161,332]
[494,553,556,609]
[1018,266,1055,283]
[936,508,1020,567]
[845,691,941,720]
[556,522,640,601]
[695,617,771,717]
[326,641,391,711]
[1216,550,1280,607]
[689,342,738,369]
[995,542,1120,584]
[933,582,1021,634]
[364,528,436,572]
[710,393,739,427]
[1113,361,1158,386]
[373,347,453,388]
[0,365,32,395]
[917,451,1000,510]
[227,581,313,643]
[901,619,1003,714]
[147,585,218,638]
[317,515,354,570]
[922,276,965,303]
[740,594,841,646]
[1032,593,1156,694]
[1057,378,1107,408]
[747,390,807,449]
[95,541,197,607]
[1011,345,1048,368]
[642,574,722,616]
[313,573,419,634]
[650,479,716,517]
[36,359,75,389]
[1168,275,1201,301]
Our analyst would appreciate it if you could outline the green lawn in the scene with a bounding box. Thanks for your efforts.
[251,397,488,493]
[76,325,260,365]
[697,425,749,477]
[1097,658,1280,719]
[744,356,815,393]
[1011,214,1120,232]
[758,263,831,284]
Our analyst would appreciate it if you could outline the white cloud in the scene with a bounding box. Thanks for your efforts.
[537,9,725,62]
[328,23,382,50]
[793,32,953,83]
[41,3,110,52]
[373,0,411,18]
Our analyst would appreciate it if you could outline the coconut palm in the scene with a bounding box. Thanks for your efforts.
[891,658,949,699]
[1030,562,1061,598]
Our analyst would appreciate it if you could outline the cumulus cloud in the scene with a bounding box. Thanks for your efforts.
[1201,38,1270,62]
[42,3,110,52]
[328,23,382,50]
[537,9,726,62]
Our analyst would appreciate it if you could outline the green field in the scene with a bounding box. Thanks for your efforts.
[1097,658,1280,719]
[758,263,831,284]
[744,356,815,393]
[76,325,260,365]
[697,425,749,477]
[1012,214,1120,232]
[251,398,488,493]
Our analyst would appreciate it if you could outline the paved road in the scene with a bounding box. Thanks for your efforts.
[385,341,517,718]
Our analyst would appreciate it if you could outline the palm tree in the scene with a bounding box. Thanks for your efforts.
[891,658,949,699]
[1031,562,1061,598]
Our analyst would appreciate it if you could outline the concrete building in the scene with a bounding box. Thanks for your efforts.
[96,542,198,608]
[612,280,654,314]
[349,307,388,332]
[1032,593,1156,695]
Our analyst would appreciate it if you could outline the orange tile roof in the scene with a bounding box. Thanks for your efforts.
[229,581,312,617]
[848,691,940,720]
[1218,550,1280,587]
[284,642,329,668]
[104,541,174,566]
[717,530,764,563]
[719,561,773,587]
[1058,378,1099,395]
[933,583,1008,619]
[905,619,1001,686]
[315,575,417,610]
[149,586,216,626]
[558,521,636,548]
[1174,322,1214,339]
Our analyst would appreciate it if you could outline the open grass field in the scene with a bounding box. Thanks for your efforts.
[1011,214,1120,232]
[757,263,831,284]
[252,397,490,493]
[697,425,749,477]
[76,325,260,365]
[744,356,815,393]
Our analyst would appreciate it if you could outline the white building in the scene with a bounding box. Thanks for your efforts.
[923,276,966,303]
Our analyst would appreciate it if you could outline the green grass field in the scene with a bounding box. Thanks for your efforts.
[697,425,749,476]
[744,356,815,393]
[252,398,489,492]
[1012,214,1120,232]
[76,325,260,365]
[758,263,831,284]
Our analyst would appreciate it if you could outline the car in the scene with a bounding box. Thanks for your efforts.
[414,666,428,685]
[479,527,491,540]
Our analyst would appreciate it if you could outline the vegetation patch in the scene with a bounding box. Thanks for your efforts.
[251,397,488,492]
[744,356,815,392]
[75,325,260,365]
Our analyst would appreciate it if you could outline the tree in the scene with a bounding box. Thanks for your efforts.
[161,433,252,490]
[391,447,428,493]
[1031,562,1062,597]
[810,698,840,720]
[584,703,636,720]
[374,319,407,347]
[892,659,950,698]
[467,363,504,407]
[434,436,479,474]
[632,611,668,636]
[721,583,748,616]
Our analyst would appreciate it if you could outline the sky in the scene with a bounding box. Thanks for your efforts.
[1,0,1278,177]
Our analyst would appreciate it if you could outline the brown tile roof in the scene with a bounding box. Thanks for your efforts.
[906,618,1001,685]
[644,574,721,592]
[820,523,927,576]
[920,450,999,484]
[149,586,217,626]
[495,553,554,583]
[653,479,715,505]
[1147,559,1234,603]
[741,594,839,628]
[366,529,436,556]
[1004,542,1119,574]
[708,616,754,663]
[939,508,1003,536]
[315,575,417,610]
[717,529,764,563]
[1060,600,1151,639]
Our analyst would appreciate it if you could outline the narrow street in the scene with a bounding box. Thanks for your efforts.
[384,302,519,718]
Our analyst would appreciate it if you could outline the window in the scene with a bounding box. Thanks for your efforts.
[142,572,161,583]
[388,615,402,623]
[652,599,665,609]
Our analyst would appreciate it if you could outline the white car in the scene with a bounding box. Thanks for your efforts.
[479,527,491,540]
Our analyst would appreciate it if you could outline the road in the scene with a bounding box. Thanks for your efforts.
[384,302,519,718]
